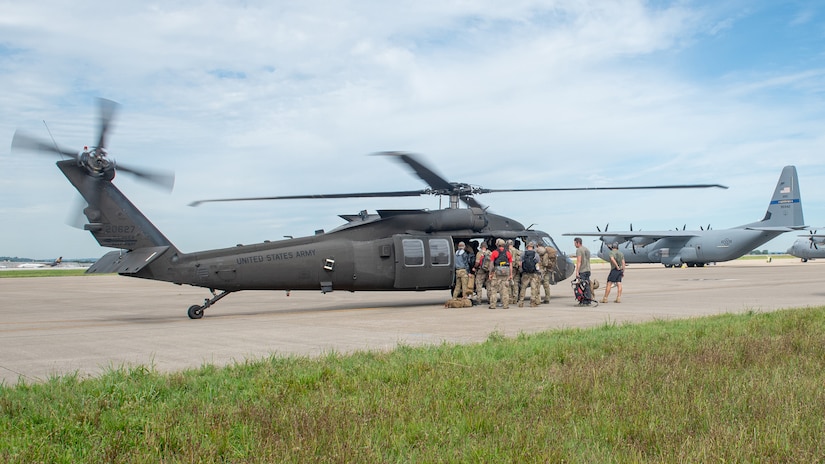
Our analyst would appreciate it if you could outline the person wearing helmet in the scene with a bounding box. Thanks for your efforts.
[536,244,557,303]
[601,242,626,303]
[487,238,513,309]
[517,241,542,307]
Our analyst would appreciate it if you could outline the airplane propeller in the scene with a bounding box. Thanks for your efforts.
[809,230,819,249]
[623,223,638,253]
[595,223,609,252]
[190,151,728,208]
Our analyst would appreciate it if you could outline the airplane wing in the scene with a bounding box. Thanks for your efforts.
[745,226,808,232]
[563,230,701,242]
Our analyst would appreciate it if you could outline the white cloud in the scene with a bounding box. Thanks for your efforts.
[1,1,824,258]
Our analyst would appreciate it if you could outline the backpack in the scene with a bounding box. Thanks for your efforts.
[481,251,492,271]
[522,249,537,274]
[492,248,511,276]
[540,246,557,269]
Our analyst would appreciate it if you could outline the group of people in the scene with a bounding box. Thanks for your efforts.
[452,238,558,309]
[452,236,626,308]
[573,237,625,305]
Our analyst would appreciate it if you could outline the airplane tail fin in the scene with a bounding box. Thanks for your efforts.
[740,165,805,230]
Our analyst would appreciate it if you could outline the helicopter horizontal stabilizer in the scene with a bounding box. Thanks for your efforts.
[86,246,170,274]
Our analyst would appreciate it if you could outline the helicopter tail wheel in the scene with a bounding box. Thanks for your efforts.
[188,305,204,319]
[187,289,233,319]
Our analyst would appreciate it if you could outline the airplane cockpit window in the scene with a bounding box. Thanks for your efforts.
[402,239,425,267]
[429,239,450,266]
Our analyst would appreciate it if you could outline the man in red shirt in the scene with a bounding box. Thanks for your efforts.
[487,238,513,309]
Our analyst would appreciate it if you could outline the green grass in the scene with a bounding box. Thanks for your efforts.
[0,269,91,278]
[3,307,825,462]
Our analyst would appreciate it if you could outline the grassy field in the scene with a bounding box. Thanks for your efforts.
[2,306,824,462]
[0,268,90,278]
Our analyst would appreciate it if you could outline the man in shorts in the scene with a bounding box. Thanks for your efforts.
[601,242,625,303]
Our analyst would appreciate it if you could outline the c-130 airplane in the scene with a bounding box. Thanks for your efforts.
[566,166,806,267]
[787,230,825,262]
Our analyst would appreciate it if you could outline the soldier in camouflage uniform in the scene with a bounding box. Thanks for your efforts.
[473,241,492,303]
[537,244,558,303]
[517,241,542,307]
[507,239,522,299]
[487,238,512,309]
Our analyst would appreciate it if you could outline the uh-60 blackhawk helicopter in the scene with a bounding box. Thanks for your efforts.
[12,98,727,319]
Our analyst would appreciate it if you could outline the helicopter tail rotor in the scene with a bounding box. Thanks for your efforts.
[11,98,174,193]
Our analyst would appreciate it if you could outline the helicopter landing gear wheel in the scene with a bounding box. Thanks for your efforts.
[188,305,204,319]
[186,289,233,319]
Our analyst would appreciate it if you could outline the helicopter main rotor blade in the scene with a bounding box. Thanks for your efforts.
[189,189,428,207]
[116,162,175,192]
[11,130,79,160]
[481,184,729,193]
[460,195,484,209]
[96,98,119,151]
[376,151,454,192]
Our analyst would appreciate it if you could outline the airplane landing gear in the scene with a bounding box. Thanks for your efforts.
[188,288,233,319]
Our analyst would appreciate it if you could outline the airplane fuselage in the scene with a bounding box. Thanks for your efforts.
[787,238,825,261]
[599,229,783,266]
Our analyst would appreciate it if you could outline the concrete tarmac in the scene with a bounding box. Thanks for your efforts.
[1,258,822,385]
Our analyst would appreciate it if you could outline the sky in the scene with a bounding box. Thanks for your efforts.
[2,0,825,260]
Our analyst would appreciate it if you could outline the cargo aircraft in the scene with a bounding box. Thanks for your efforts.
[787,231,825,262]
[565,166,806,267]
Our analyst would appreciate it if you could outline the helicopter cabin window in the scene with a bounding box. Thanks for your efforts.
[402,239,425,267]
[429,239,451,266]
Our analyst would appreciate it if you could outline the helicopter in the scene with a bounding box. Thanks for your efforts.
[11,98,728,319]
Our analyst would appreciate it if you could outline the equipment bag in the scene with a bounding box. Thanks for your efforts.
[522,250,537,273]
[481,252,492,271]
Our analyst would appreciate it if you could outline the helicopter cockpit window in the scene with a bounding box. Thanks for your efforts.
[541,236,556,248]
[402,239,425,267]
[429,239,450,266]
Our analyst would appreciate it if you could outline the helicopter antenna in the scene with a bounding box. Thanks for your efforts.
[42,120,70,160]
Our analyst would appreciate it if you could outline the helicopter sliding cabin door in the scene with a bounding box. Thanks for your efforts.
[392,235,453,290]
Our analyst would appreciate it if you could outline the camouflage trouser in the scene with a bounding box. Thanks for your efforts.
[475,271,489,301]
[518,272,541,306]
[488,272,510,308]
[453,268,470,298]
[540,271,553,302]
[509,271,522,300]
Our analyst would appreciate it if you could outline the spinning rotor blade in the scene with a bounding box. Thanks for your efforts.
[116,162,175,192]
[11,130,78,160]
[482,184,728,193]
[189,189,427,207]
[96,98,119,152]
[191,151,726,209]
[376,151,454,192]
[460,195,484,209]
[13,98,175,194]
